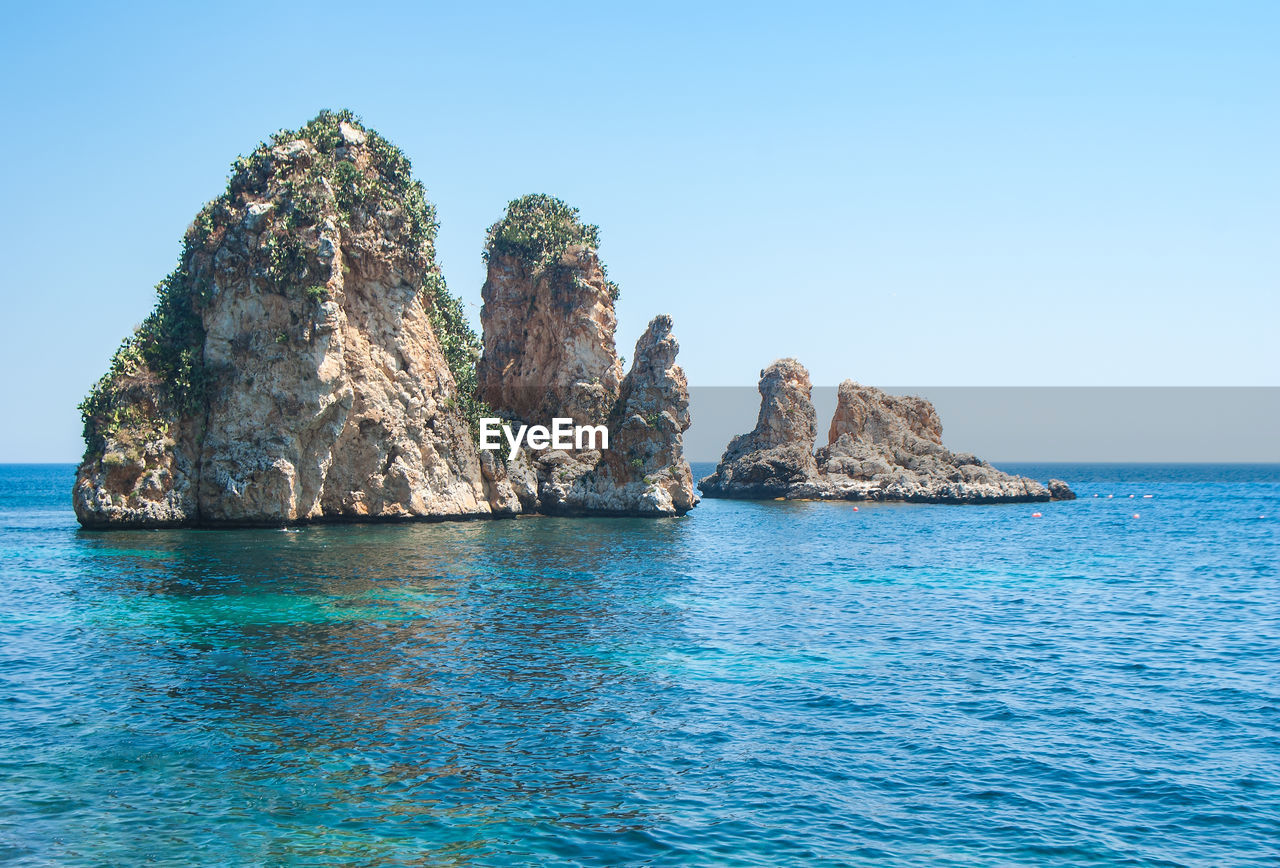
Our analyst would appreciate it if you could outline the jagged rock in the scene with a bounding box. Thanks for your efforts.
[828,381,942,447]
[701,365,1062,504]
[567,315,698,515]
[1048,478,1076,500]
[476,196,696,516]
[75,111,492,527]
[697,358,818,498]
[811,379,1050,503]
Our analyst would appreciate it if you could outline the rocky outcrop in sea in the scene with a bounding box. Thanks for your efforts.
[692,359,819,499]
[476,196,696,516]
[700,359,1072,504]
[74,114,695,527]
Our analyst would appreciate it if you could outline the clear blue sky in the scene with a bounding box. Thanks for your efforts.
[2,1,1276,460]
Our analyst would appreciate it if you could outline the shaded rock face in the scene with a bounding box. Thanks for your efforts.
[701,364,1064,504]
[475,197,696,516]
[697,359,818,498]
[72,373,198,527]
[75,113,490,527]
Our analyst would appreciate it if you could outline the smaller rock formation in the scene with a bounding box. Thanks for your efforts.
[697,359,818,498]
[701,362,1075,504]
[559,316,698,515]
[1048,479,1076,500]
[477,241,622,430]
[476,195,697,516]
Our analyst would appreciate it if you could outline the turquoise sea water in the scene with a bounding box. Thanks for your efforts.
[1,462,1277,866]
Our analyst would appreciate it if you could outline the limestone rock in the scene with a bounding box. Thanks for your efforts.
[75,111,491,527]
[701,365,1061,504]
[1048,478,1077,500]
[476,196,696,516]
[477,245,622,428]
[828,381,942,447]
[565,315,698,515]
[697,358,818,498]
[72,370,197,527]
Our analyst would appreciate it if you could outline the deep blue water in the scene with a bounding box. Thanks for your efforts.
[1,462,1277,866]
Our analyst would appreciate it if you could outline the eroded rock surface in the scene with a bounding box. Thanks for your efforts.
[76,164,698,526]
[477,245,623,429]
[569,315,698,515]
[697,359,818,498]
[76,112,493,527]
[701,363,1073,504]
[475,196,696,516]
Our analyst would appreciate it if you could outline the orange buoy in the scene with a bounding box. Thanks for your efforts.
[1031,512,1043,518]
[852,506,859,511]
[1133,513,1140,518]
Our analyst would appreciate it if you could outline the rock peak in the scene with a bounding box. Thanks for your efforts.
[75,110,488,527]
[696,358,819,498]
[828,379,943,448]
[473,196,696,516]
[702,362,1072,504]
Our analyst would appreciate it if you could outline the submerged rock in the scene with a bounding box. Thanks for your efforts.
[701,363,1060,504]
[1048,478,1077,500]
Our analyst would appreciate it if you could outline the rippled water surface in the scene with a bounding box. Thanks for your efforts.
[1,463,1277,866]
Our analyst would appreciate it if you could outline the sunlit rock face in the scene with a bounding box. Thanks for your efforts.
[75,112,491,527]
[697,358,818,499]
[476,196,696,516]
[701,364,1065,504]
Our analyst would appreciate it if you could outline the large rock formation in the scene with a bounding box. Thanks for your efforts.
[75,112,492,527]
[75,116,694,527]
[476,195,697,516]
[701,362,1072,504]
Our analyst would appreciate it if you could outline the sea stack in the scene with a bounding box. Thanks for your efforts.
[73,114,695,527]
[75,111,494,527]
[695,359,819,498]
[701,361,1073,504]
[476,195,696,516]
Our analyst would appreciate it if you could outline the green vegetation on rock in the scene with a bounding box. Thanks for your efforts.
[484,194,620,301]
[422,270,490,434]
[78,262,208,454]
